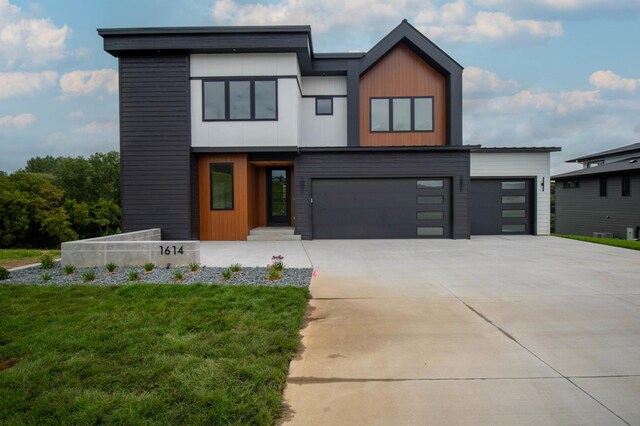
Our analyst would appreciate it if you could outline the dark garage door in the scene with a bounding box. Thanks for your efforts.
[470,179,534,235]
[311,178,451,239]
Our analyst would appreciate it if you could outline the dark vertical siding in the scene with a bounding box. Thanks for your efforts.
[119,54,192,240]
[555,173,640,238]
[294,150,470,239]
[190,154,200,239]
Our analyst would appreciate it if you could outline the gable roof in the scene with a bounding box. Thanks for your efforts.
[566,142,640,163]
[358,20,463,76]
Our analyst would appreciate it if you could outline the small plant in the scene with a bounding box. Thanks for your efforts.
[41,272,52,282]
[81,270,97,282]
[188,262,199,273]
[229,263,242,273]
[173,269,185,281]
[63,265,75,275]
[128,271,140,282]
[221,269,232,281]
[268,255,285,272]
[144,262,155,272]
[106,262,117,273]
[40,253,54,270]
[0,267,9,280]
[267,267,281,281]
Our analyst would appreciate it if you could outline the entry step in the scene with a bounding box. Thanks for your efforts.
[247,227,301,241]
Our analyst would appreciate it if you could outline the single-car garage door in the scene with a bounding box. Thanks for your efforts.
[311,178,451,239]
[470,179,534,235]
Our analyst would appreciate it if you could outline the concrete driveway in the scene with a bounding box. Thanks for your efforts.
[276,236,640,425]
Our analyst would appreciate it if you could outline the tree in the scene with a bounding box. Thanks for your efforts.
[0,173,77,248]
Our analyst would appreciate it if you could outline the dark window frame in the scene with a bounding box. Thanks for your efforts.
[315,97,333,115]
[622,175,631,197]
[599,177,607,197]
[202,77,278,122]
[369,96,434,133]
[210,163,234,211]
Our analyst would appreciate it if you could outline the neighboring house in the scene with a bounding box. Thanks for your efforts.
[99,20,559,241]
[553,143,640,239]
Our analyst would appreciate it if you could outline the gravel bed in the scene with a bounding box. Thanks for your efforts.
[1,264,312,287]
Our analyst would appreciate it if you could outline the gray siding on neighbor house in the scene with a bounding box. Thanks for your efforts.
[294,150,470,239]
[555,172,640,238]
[119,54,193,240]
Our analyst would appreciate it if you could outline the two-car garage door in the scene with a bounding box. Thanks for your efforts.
[311,178,451,239]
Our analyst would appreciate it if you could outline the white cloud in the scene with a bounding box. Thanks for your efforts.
[0,71,57,98]
[212,0,405,32]
[0,113,35,128]
[74,121,118,134]
[418,11,562,43]
[59,69,118,97]
[474,0,640,13]
[68,110,84,119]
[464,66,518,95]
[466,89,600,114]
[0,0,71,67]
[589,70,640,92]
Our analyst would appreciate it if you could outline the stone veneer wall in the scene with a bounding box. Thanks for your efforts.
[61,229,200,267]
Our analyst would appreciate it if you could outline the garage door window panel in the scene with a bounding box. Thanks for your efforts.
[417,211,444,220]
[502,181,526,190]
[417,227,444,236]
[502,210,526,218]
[502,224,526,233]
[417,179,443,189]
[417,196,443,205]
[502,195,526,204]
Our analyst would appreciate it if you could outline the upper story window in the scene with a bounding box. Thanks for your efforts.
[370,97,433,133]
[315,97,333,115]
[203,78,277,121]
[587,160,604,168]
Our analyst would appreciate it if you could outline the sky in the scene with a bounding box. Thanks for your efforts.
[0,0,639,174]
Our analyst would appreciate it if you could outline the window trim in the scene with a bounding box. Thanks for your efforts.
[369,96,434,133]
[210,162,234,211]
[202,77,278,122]
[315,97,333,116]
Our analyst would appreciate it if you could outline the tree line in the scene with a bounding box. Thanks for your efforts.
[0,152,120,248]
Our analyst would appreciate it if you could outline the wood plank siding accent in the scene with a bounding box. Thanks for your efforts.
[119,54,193,240]
[359,43,446,147]
[199,153,251,240]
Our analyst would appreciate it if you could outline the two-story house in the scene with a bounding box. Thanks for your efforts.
[99,20,558,241]
[553,142,640,238]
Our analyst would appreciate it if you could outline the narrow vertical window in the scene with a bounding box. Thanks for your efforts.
[599,177,607,197]
[203,81,226,120]
[392,98,411,131]
[622,175,631,197]
[254,80,277,119]
[229,81,250,119]
[210,163,234,210]
[413,97,433,131]
[370,98,390,131]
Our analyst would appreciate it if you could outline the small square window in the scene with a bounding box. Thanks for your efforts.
[316,97,333,115]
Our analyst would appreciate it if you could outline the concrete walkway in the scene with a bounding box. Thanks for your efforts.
[280,236,640,425]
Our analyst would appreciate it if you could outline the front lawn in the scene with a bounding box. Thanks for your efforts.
[554,234,640,251]
[0,249,61,269]
[0,284,309,424]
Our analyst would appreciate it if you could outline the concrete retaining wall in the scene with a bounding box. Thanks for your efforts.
[61,229,200,267]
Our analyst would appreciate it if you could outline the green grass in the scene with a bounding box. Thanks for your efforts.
[0,284,309,424]
[554,234,640,251]
[0,249,61,267]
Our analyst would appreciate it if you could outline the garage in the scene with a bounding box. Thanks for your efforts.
[470,179,534,235]
[311,178,451,239]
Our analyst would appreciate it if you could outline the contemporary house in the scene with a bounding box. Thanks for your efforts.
[98,20,558,241]
[553,143,640,239]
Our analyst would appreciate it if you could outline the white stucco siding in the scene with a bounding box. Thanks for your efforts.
[471,152,551,235]
[190,53,299,77]
[190,78,299,147]
[300,97,347,147]
[301,76,347,96]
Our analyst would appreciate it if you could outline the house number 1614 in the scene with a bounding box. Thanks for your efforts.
[159,245,184,255]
